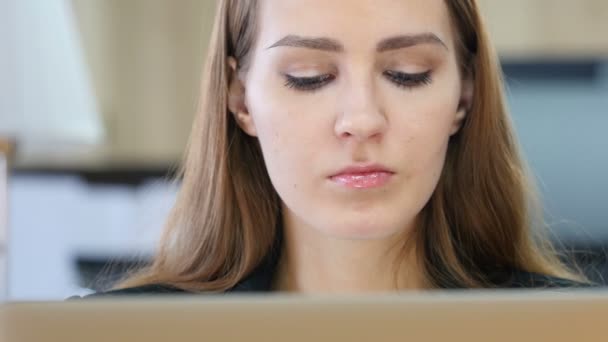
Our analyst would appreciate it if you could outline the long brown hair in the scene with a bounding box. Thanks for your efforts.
[117,0,583,291]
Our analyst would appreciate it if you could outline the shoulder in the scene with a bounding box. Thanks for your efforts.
[68,284,189,299]
[504,270,594,289]
[68,271,595,299]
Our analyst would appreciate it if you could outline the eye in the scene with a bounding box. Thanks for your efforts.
[383,70,432,89]
[283,74,335,92]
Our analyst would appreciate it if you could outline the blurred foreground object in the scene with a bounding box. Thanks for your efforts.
[4,292,608,341]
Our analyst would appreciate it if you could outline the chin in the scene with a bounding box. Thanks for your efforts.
[319,219,406,241]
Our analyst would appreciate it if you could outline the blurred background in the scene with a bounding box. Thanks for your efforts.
[0,0,607,301]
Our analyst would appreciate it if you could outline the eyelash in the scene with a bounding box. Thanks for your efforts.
[283,71,432,92]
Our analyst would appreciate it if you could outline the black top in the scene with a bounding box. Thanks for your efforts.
[80,272,590,298]
[72,226,593,298]
[76,250,592,298]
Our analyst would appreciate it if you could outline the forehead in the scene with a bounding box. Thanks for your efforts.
[257,0,455,51]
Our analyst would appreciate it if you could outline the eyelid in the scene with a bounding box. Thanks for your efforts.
[283,73,333,81]
[283,64,337,77]
[282,70,433,92]
[383,70,433,88]
[384,70,431,77]
[380,60,431,74]
[283,73,335,91]
[284,70,325,78]
[380,48,445,68]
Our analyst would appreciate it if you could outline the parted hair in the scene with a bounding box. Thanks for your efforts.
[116,0,583,291]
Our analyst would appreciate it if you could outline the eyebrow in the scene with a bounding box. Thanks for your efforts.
[266,33,447,52]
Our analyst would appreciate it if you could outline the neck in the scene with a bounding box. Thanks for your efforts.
[274,211,422,293]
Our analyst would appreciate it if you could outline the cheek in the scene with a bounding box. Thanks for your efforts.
[245,63,338,167]
[384,74,460,182]
[245,82,323,194]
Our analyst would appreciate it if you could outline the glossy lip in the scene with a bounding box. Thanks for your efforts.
[329,164,395,177]
[328,164,395,189]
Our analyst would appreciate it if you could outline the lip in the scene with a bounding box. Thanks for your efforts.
[329,164,395,189]
[331,164,394,176]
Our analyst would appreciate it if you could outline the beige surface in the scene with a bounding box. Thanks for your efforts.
[2,291,608,342]
[16,1,217,169]
[71,0,215,167]
[478,0,608,59]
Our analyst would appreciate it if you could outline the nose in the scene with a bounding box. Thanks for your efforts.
[334,79,388,142]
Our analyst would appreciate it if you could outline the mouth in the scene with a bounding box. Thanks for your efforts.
[329,164,395,189]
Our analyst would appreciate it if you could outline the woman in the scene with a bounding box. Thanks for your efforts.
[90,0,588,296]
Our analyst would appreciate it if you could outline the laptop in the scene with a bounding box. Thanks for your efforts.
[2,290,607,341]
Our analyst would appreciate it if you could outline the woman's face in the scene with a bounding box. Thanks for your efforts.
[231,0,470,240]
